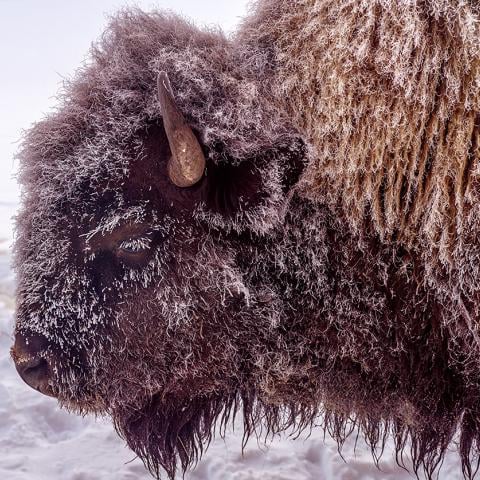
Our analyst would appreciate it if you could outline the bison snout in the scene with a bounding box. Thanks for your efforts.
[11,331,56,397]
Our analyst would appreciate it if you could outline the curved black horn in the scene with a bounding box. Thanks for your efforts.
[157,71,206,187]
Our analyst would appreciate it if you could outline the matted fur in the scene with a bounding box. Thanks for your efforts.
[12,1,480,479]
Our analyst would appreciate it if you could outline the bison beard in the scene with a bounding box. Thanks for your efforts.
[11,1,480,480]
[114,394,225,478]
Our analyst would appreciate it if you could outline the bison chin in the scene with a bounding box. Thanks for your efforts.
[112,391,241,480]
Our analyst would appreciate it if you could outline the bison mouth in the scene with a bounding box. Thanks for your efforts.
[112,391,239,479]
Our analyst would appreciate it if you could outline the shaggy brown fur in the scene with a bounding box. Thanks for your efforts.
[11,1,480,479]
[241,0,480,303]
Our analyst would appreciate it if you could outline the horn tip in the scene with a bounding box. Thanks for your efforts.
[157,71,174,97]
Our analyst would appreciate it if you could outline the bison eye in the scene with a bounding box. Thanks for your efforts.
[118,236,151,254]
[114,234,153,267]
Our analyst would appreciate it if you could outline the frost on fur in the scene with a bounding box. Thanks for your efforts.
[11,2,480,480]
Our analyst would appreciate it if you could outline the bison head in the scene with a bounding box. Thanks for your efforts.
[10,10,306,478]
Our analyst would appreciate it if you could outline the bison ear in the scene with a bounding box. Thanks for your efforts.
[202,158,266,217]
[198,140,306,230]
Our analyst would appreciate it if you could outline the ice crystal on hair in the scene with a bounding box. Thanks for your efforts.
[83,204,153,242]
[119,236,151,253]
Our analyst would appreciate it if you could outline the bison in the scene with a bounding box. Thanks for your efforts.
[11,1,480,479]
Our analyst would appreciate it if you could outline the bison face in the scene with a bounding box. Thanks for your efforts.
[11,72,304,476]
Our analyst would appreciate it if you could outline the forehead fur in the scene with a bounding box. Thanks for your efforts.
[16,8,294,224]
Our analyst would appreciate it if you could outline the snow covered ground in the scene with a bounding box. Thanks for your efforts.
[0,198,466,480]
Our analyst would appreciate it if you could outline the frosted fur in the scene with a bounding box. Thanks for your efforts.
[240,0,480,300]
[12,2,480,480]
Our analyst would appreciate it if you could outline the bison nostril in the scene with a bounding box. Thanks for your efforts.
[15,356,55,397]
[12,331,56,397]
[21,356,47,379]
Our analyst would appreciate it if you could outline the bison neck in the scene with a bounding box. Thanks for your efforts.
[230,192,466,437]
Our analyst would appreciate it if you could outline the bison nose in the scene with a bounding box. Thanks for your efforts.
[11,331,56,397]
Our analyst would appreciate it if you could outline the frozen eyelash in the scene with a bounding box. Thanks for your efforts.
[118,237,151,253]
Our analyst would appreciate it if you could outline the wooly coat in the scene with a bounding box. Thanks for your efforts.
[11,1,480,479]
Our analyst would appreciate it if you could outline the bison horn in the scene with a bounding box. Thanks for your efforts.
[157,71,206,187]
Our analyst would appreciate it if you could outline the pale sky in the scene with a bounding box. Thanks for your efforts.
[0,0,250,204]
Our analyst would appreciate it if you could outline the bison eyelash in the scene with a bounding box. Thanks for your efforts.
[118,236,152,254]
